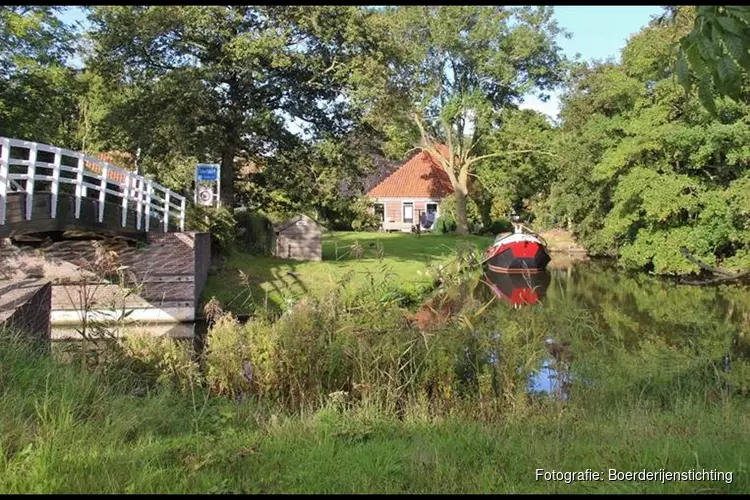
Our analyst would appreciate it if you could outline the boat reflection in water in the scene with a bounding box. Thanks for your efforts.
[481,269,552,308]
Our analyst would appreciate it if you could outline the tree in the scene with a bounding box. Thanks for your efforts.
[474,108,557,224]
[0,6,81,144]
[352,6,566,234]
[666,6,750,113]
[551,14,750,276]
[85,6,371,207]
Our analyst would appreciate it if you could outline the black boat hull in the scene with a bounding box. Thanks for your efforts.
[485,243,551,273]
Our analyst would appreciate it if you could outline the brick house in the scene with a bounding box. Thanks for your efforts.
[366,146,454,232]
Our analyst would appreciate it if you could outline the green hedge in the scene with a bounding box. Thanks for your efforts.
[186,205,275,255]
[186,205,237,254]
[434,214,458,234]
[235,210,275,256]
[486,217,513,235]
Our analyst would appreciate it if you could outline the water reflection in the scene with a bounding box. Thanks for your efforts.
[477,259,750,400]
[49,259,750,403]
[481,270,551,307]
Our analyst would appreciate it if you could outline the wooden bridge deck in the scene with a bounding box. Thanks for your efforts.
[0,192,178,240]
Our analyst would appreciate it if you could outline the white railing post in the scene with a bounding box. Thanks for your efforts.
[144,179,153,232]
[122,172,131,227]
[51,148,62,218]
[163,189,171,232]
[98,163,108,223]
[180,196,186,232]
[0,137,10,225]
[135,177,143,230]
[25,143,38,220]
[75,155,84,219]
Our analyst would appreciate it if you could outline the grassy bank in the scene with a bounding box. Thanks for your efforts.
[2,266,749,493]
[1,330,748,493]
[201,231,493,315]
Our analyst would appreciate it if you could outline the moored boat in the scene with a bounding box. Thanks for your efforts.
[483,223,551,273]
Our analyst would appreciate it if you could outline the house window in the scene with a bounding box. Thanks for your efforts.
[374,203,385,222]
[403,202,414,223]
[426,202,438,216]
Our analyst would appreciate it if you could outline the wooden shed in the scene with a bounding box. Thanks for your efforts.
[273,214,324,261]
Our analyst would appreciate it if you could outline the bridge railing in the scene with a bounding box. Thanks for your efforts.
[0,137,186,232]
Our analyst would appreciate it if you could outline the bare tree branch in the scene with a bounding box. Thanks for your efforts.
[464,149,559,168]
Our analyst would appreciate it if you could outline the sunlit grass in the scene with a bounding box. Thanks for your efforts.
[201,231,493,315]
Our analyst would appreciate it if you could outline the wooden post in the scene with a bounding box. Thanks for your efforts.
[25,143,38,220]
[163,189,171,232]
[0,137,10,225]
[75,155,84,219]
[99,163,108,223]
[144,179,153,232]
[51,148,62,218]
[122,172,131,227]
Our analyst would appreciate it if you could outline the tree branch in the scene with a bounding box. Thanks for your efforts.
[464,149,559,168]
[680,246,735,277]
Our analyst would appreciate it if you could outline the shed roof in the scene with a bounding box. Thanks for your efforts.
[274,213,326,233]
[367,145,454,199]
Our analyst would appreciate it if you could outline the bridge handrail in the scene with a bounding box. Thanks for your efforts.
[0,137,187,232]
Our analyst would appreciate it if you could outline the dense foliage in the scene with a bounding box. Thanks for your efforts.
[548,8,750,275]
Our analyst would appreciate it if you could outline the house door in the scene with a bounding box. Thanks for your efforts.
[421,203,438,230]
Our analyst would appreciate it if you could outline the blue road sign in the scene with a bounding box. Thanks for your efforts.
[196,164,219,182]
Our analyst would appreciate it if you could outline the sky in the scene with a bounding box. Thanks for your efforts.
[59,5,665,122]
[519,5,664,120]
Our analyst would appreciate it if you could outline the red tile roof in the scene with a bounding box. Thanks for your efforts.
[84,151,133,184]
[367,145,455,198]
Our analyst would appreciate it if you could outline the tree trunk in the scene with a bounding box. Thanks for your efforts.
[219,142,236,208]
[455,185,469,235]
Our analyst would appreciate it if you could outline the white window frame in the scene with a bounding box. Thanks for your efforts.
[373,202,385,222]
[402,201,414,224]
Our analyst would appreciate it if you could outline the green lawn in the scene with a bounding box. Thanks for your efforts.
[202,231,493,315]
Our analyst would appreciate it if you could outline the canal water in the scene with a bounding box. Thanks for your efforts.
[477,260,750,399]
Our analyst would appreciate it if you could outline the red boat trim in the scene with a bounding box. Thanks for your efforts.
[487,264,545,274]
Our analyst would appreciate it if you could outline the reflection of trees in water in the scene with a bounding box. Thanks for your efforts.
[545,261,749,358]
[464,261,750,403]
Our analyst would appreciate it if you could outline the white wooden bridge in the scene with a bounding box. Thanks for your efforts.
[0,136,187,238]
[0,137,213,333]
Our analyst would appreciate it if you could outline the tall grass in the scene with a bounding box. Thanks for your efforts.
[2,256,749,492]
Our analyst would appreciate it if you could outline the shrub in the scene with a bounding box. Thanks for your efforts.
[434,214,457,234]
[234,210,275,255]
[320,196,381,231]
[186,204,237,254]
[486,217,513,235]
[439,194,482,230]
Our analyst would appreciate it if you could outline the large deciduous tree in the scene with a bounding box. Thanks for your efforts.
[0,6,81,144]
[354,6,566,234]
[550,11,750,275]
[85,6,370,207]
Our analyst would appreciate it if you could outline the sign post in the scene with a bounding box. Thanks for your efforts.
[194,163,220,207]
